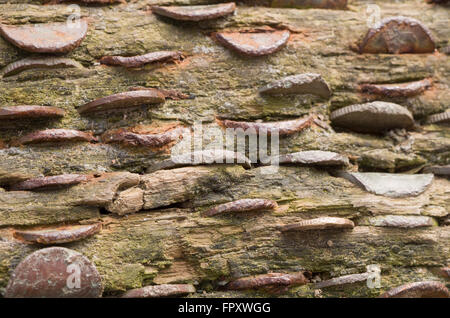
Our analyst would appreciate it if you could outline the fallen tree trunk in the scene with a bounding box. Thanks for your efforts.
[0,0,448,297]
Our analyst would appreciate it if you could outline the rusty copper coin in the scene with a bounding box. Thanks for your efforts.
[203,198,278,217]
[359,16,435,54]
[13,223,102,244]
[15,129,97,145]
[215,30,290,56]
[100,51,182,68]
[78,90,165,114]
[379,281,450,298]
[360,79,432,97]
[4,247,103,298]
[2,57,83,77]
[0,20,88,54]
[0,106,64,119]
[102,127,186,148]
[152,3,236,21]
[10,174,92,191]
[217,116,313,136]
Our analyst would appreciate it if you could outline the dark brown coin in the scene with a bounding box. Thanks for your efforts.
[122,284,195,298]
[280,217,355,232]
[359,16,435,54]
[215,30,290,56]
[13,223,102,244]
[0,106,64,119]
[10,174,92,191]
[217,116,313,136]
[2,57,82,77]
[152,3,236,21]
[330,101,414,133]
[379,281,450,298]
[4,247,103,298]
[0,20,88,54]
[78,90,165,114]
[203,198,278,217]
[15,129,97,145]
[360,79,432,97]
[100,51,182,68]
[227,272,308,290]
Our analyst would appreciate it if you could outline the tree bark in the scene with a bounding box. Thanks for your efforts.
[0,0,448,297]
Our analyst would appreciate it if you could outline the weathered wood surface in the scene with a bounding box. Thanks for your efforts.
[0,0,449,297]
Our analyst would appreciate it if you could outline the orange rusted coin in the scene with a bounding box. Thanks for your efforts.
[152,3,236,21]
[10,173,93,191]
[13,223,102,244]
[2,57,82,77]
[203,198,278,217]
[360,79,432,97]
[0,106,64,119]
[215,30,290,56]
[359,16,435,54]
[15,129,97,145]
[78,90,165,114]
[0,20,88,54]
[379,281,450,298]
[100,51,182,68]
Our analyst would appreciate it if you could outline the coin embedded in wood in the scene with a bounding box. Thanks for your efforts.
[4,247,103,298]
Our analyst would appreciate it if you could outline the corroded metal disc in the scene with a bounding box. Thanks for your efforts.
[203,198,278,217]
[2,57,82,77]
[259,73,332,98]
[152,3,236,21]
[359,16,435,54]
[330,101,414,133]
[0,106,65,119]
[276,151,349,167]
[379,281,450,298]
[78,90,165,114]
[100,51,182,68]
[15,129,97,145]
[0,20,88,54]
[215,30,290,56]
[13,223,102,244]
[10,174,92,191]
[360,79,431,97]
[426,110,450,125]
[280,217,355,232]
[4,247,103,298]
[334,172,434,197]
